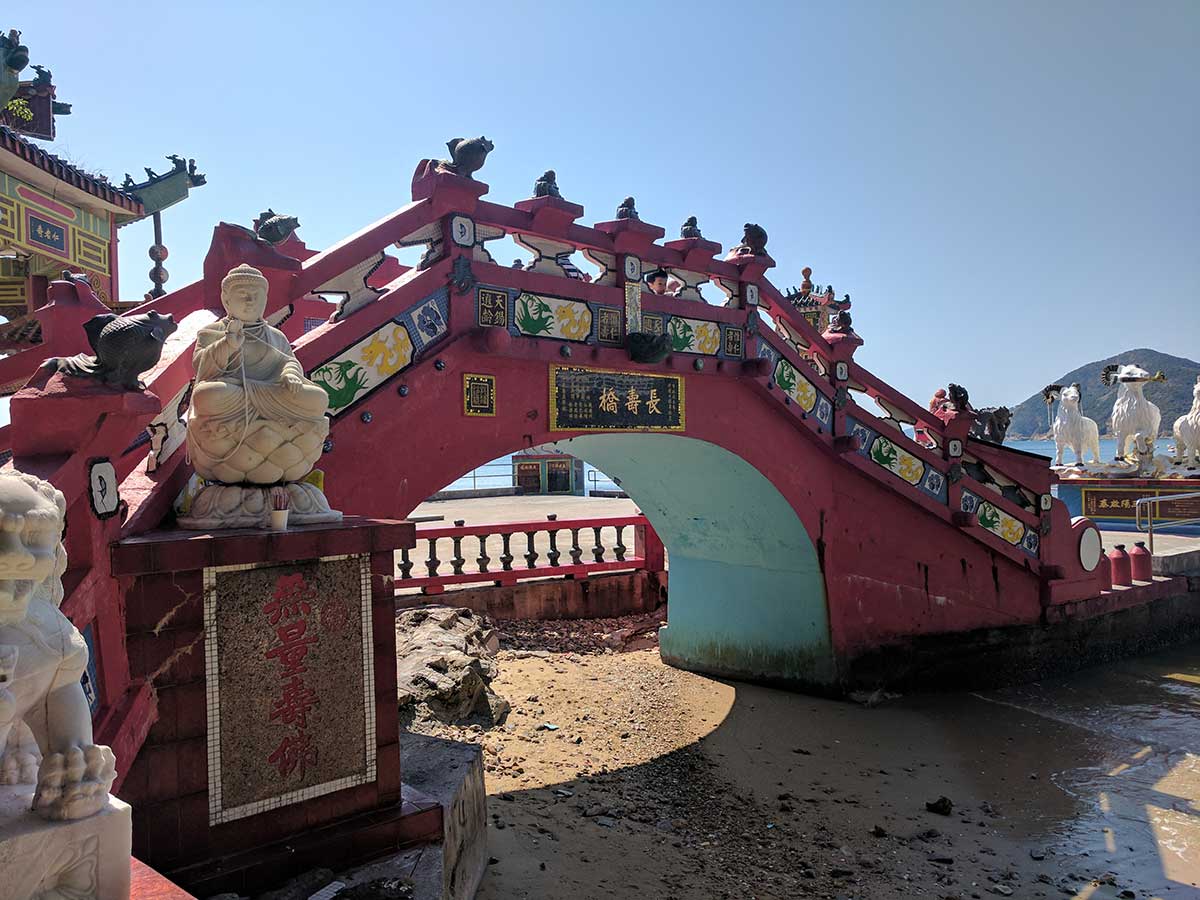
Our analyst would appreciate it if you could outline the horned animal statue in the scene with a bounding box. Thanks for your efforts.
[1172,376,1200,468]
[1042,383,1101,467]
[1101,364,1165,460]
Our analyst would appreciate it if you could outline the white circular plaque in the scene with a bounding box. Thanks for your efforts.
[623,256,641,281]
[1077,524,1102,572]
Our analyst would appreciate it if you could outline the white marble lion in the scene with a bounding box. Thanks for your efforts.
[0,469,116,820]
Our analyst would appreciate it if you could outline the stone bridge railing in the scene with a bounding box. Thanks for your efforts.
[396,514,663,594]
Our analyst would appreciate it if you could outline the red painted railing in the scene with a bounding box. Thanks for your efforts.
[396,515,664,594]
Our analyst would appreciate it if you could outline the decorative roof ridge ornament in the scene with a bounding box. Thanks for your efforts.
[732,222,768,257]
[0,29,29,107]
[436,136,494,179]
[532,169,560,198]
[120,154,206,197]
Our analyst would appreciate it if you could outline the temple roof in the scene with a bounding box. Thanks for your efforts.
[0,125,144,217]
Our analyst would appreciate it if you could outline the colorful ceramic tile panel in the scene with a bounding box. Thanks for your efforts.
[868,434,925,486]
[773,358,818,413]
[667,316,722,355]
[815,395,833,427]
[398,287,450,353]
[310,288,453,414]
[847,417,948,504]
[514,292,593,342]
[961,490,1034,554]
[310,322,413,414]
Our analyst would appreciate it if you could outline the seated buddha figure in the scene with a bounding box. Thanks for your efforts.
[187,264,330,485]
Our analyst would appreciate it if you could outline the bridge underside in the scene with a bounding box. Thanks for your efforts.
[564,434,835,686]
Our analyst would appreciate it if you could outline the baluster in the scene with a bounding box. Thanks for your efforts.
[614,524,627,562]
[426,537,440,578]
[548,528,561,566]
[569,528,583,564]
[477,534,491,573]
[500,532,514,571]
[399,547,413,580]
[524,531,539,569]
[451,520,466,575]
[592,527,605,562]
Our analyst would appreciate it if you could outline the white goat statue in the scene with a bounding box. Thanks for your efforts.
[1042,382,1101,466]
[1172,375,1200,468]
[1102,363,1165,460]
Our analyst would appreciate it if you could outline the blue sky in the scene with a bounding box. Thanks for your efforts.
[7,0,1198,414]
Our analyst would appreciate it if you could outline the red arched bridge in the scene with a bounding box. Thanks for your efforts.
[0,155,1110,760]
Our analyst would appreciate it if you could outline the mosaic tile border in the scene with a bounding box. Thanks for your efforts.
[204,553,377,826]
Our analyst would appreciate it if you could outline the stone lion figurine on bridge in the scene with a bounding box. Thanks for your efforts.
[0,469,116,821]
[180,263,340,529]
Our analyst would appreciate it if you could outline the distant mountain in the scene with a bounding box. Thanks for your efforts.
[1007,348,1200,439]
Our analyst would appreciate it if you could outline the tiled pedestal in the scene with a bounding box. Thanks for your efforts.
[110,518,439,896]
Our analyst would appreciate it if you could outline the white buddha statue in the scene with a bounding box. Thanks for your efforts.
[180,264,339,529]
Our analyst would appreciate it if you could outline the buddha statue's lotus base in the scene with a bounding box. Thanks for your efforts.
[188,416,328,485]
[177,481,341,530]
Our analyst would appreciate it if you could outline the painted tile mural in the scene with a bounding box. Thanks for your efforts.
[309,287,448,414]
[773,359,818,413]
[868,434,925,485]
[848,418,949,505]
[961,490,1038,556]
[668,316,721,355]
[514,292,593,342]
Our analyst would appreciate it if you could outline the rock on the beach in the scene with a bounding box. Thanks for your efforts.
[395,606,510,724]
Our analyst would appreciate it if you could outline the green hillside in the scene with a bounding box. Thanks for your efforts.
[1007,348,1200,438]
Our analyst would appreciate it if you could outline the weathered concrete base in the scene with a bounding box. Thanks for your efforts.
[844,581,1200,692]
[398,571,663,621]
[0,786,132,900]
[342,734,486,900]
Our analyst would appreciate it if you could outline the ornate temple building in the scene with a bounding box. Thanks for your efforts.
[0,124,144,332]
[0,29,202,354]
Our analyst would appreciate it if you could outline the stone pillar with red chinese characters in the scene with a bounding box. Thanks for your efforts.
[110,518,434,897]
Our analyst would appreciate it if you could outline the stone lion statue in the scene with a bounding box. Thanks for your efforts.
[0,469,116,820]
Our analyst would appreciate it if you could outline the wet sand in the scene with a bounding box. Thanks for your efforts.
[406,495,1200,896]
[419,635,1200,899]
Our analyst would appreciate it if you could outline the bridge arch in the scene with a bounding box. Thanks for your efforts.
[565,433,833,685]
[319,349,839,685]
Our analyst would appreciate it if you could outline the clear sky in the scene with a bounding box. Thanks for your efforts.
[8,0,1199,412]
